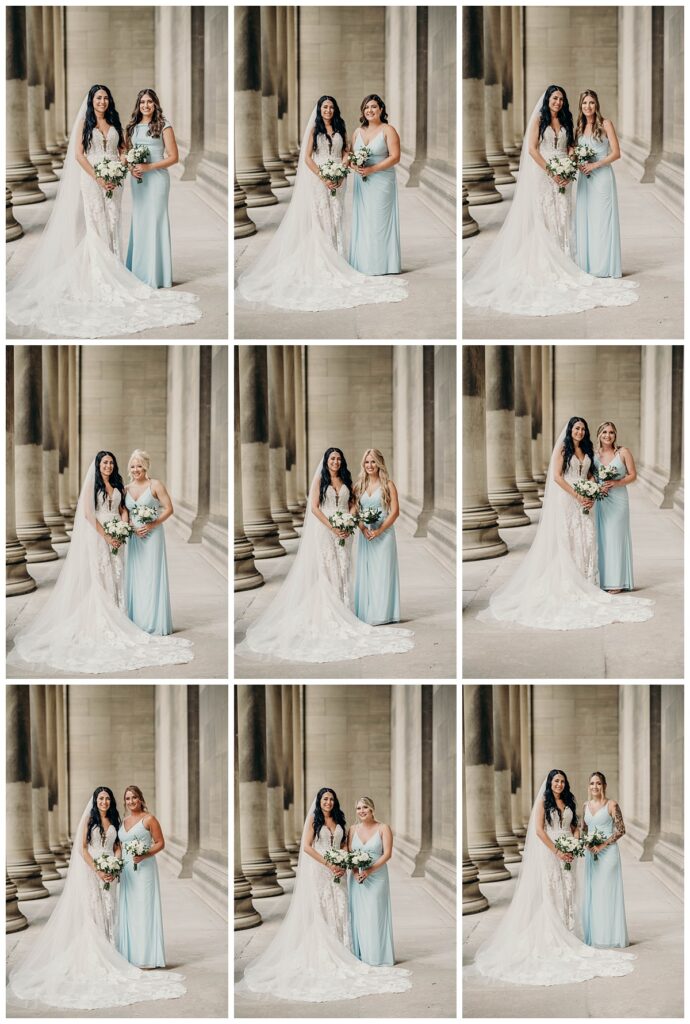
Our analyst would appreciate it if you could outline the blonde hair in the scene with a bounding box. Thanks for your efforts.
[354,449,392,510]
[596,421,619,451]
[123,785,148,811]
[577,89,606,141]
[127,448,151,479]
[355,796,376,813]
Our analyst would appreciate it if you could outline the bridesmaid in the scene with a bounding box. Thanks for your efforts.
[594,421,638,593]
[574,90,624,278]
[125,89,179,288]
[353,449,403,625]
[347,797,397,966]
[349,94,402,275]
[117,785,168,967]
[124,449,176,635]
[582,771,630,948]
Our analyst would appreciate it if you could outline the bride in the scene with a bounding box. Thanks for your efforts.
[237,447,414,663]
[7,84,200,339]
[236,95,407,312]
[7,788,185,1010]
[478,418,654,630]
[7,451,194,674]
[463,86,639,317]
[237,787,411,1001]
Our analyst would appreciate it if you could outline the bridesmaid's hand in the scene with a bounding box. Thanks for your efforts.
[133,854,147,864]
[600,482,613,495]
[134,525,150,538]
[368,528,382,539]
[356,868,371,882]
[363,527,375,541]
[131,164,147,178]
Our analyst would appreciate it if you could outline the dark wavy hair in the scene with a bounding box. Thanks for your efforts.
[544,768,578,829]
[538,84,574,148]
[125,88,167,146]
[313,95,347,155]
[561,416,595,476]
[87,786,122,844]
[319,447,353,505]
[82,84,124,154]
[359,93,389,128]
[312,787,347,838]
[94,451,126,513]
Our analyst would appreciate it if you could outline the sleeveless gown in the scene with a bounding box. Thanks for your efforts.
[313,824,350,948]
[320,484,355,608]
[594,452,634,590]
[354,487,401,624]
[95,488,125,610]
[543,807,577,931]
[125,486,174,634]
[117,818,166,967]
[349,129,402,274]
[349,829,396,966]
[81,125,124,257]
[312,131,347,256]
[87,823,119,944]
[583,803,629,948]
[563,454,599,585]
[127,122,173,287]
[537,125,573,255]
[575,133,623,277]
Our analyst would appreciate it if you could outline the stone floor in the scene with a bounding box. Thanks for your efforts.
[463,488,683,678]
[234,521,457,679]
[7,861,228,1018]
[6,176,228,340]
[462,844,683,1018]
[6,525,228,679]
[462,163,683,339]
[234,184,456,340]
[234,860,457,1018]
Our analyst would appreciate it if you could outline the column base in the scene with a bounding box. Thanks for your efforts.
[263,158,290,189]
[238,175,278,208]
[6,880,28,933]
[235,878,262,930]
[9,865,49,901]
[463,504,508,561]
[7,166,45,206]
[463,860,489,915]
[245,526,286,559]
[463,164,502,206]
[235,190,257,239]
[6,544,37,596]
[516,483,541,509]
[243,863,284,899]
[16,529,58,562]
[487,155,515,185]
[271,509,298,540]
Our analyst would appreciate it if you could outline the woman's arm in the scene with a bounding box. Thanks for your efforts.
[132,814,165,862]
[304,129,340,188]
[301,815,345,876]
[366,480,400,540]
[82,821,114,880]
[310,478,348,539]
[356,824,393,882]
[75,121,110,191]
[535,802,572,861]
[601,447,637,494]
[356,125,400,177]
[587,119,621,174]
[145,479,174,529]
[132,125,179,176]
[553,448,593,508]
[527,115,547,172]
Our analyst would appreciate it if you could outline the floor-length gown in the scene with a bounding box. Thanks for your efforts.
[312,131,347,256]
[594,452,634,590]
[81,126,124,257]
[320,485,355,609]
[563,455,599,585]
[87,824,119,944]
[117,819,166,967]
[575,133,623,277]
[354,489,401,624]
[349,830,395,966]
[349,130,401,274]
[125,488,174,634]
[312,824,350,949]
[95,489,126,610]
[537,125,573,255]
[126,122,173,287]
[583,803,630,948]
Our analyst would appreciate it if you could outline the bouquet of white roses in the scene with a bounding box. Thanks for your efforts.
[125,144,151,183]
[318,159,349,197]
[93,157,128,199]
[328,510,358,547]
[349,145,372,180]
[357,505,383,527]
[573,141,596,166]
[131,504,158,524]
[583,827,608,862]
[554,833,584,871]
[596,464,619,482]
[573,478,604,516]
[93,852,124,891]
[348,849,374,877]
[545,154,577,194]
[323,847,349,884]
[124,837,150,871]
[103,518,133,555]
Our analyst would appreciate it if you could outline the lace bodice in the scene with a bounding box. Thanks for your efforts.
[95,489,123,526]
[313,131,344,166]
[85,125,121,167]
[87,823,117,859]
[321,484,350,516]
[564,454,592,486]
[545,805,574,841]
[539,124,568,159]
[313,824,345,855]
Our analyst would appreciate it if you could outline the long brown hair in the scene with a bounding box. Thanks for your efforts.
[123,784,149,812]
[359,94,389,128]
[125,88,166,145]
[577,90,605,141]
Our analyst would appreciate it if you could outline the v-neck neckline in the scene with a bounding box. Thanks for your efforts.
[128,484,151,502]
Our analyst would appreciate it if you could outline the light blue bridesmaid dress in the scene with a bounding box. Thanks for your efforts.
[126,121,173,288]
[349,129,401,275]
[348,829,395,966]
[574,132,622,278]
[583,802,629,948]
[594,452,634,591]
[117,818,166,967]
[354,488,401,625]
[125,487,174,635]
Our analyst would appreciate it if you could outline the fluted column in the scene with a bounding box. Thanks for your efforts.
[265,686,294,878]
[268,347,298,540]
[56,685,71,853]
[53,7,67,149]
[463,346,507,561]
[237,685,283,898]
[68,347,79,515]
[500,6,518,166]
[493,686,520,862]
[541,345,553,476]
[462,6,500,205]
[462,755,488,914]
[510,686,526,848]
[6,348,36,596]
[463,685,510,882]
[514,347,540,508]
[42,7,62,168]
[42,348,69,545]
[26,7,58,183]
[283,346,302,525]
[275,6,294,178]
[6,874,28,932]
[485,346,529,528]
[234,348,263,591]
[286,6,300,160]
[511,7,524,157]
[6,685,49,900]
[260,7,289,188]
[234,688,261,929]
[282,685,298,863]
[234,172,256,238]
[30,686,60,881]
[14,346,57,562]
[293,347,307,514]
[483,8,514,184]
[239,346,285,559]
[57,347,72,526]
[45,686,67,867]
[520,685,533,832]
[531,346,545,491]
[291,686,304,849]
[235,7,275,207]
[6,7,44,206]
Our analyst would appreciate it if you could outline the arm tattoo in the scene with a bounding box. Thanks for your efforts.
[608,803,626,844]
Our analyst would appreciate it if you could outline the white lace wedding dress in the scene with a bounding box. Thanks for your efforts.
[94,489,125,609]
[80,125,124,257]
[562,455,598,584]
[537,125,572,255]
[312,132,346,255]
[87,823,119,943]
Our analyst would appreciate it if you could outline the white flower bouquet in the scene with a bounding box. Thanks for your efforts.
[583,827,608,862]
[131,504,158,524]
[93,852,124,891]
[103,518,133,555]
[318,159,349,197]
[545,154,577,194]
[323,847,349,884]
[349,145,372,181]
[328,510,358,547]
[357,505,383,527]
[124,837,150,870]
[554,833,584,871]
[596,464,620,482]
[573,478,604,516]
[93,157,128,199]
[573,141,596,165]
[348,849,374,877]
[125,144,151,183]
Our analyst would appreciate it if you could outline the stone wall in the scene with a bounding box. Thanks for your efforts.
[392,347,426,529]
[419,6,456,222]
[390,684,424,865]
[155,685,190,871]
[428,345,457,565]
[194,684,229,914]
[427,684,456,894]
[154,7,192,160]
[638,345,683,521]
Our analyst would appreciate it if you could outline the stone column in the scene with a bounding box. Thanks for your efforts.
[520,685,533,832]
[485,346,529,528]
[56,685,71,852]
[6,685,49,900]
[7,185,23,241]
[53,7,67,149]
[68,347,79,514]
[234,7,276,206]
[541,345,553,474]
[6,348,36,595]
[293,347,307,514]
[42,7,62,168]
[463,685,510,882]
[531,346,545,491]
[236,686,283,898]
[239,346,285,559]
[510,686,526,846]
[57,347,72,526]
[260,7,289,188]
[42,348,69,545]
[30,686,60,881]
[45,686,67,866]
[14,346,57,562]
[268,347,298,539]
[6,7,44,205]
[286,6,300,160]
[462,755,488,915]
[234,688,261,929]
[493,686,520,862]
[483,8,514,184]
[511,7,524,157]
[275,6,294,176]
[292,685,304,849]
[514,347,540,508]
[234,348,263,591]
[462,6,500,205]
[26,7,58,183]
[462,184,479,237]
[282,685,298,863]
[283,346,302,525]
[234,172,256,238]
[6,874,28,932]
[265,686,294,878]
[500,6,518,166]
[463,346,507,561]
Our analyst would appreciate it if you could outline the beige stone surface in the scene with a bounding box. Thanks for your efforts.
[553,346,641,455]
